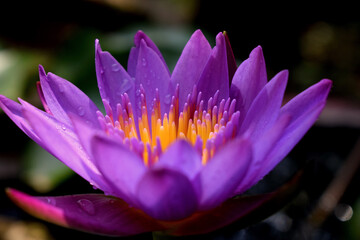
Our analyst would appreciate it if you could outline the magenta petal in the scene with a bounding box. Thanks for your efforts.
[6,188,164,236]
[171,30,212,107]
[240,70,288,139]
[0,96,42,144]
[199,138,252,210]
[39,66,100,129]
[135,39,173,116]
[262,79,332,175]
[20,100,110,192]
[197,32,229,104]
[231,46,267,116]
[136,169,198,221]
[95,40,136,119]
[91,134,146,204]
[128,30,169,77]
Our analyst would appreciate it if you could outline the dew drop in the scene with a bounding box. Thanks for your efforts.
[77,199,95,215]
[141,58,147,67]
[61,124,66,131]
[120,78,131,92]
[111,63,120,72]
[58,85,65,93]
[135,89,141,97]
[46,198,56,205]
[77,106,85,116]
[164,94,171,105]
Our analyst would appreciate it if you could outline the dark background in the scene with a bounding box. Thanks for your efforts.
[0,1,359,239]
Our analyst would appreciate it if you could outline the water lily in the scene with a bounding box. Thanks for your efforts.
[1,30,332,236]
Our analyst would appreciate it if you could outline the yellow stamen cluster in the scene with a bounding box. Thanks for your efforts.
[100,87,238,166]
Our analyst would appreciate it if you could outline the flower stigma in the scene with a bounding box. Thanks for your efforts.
[97,84,240,166]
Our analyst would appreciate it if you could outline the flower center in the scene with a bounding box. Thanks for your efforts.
[97,85,239,166]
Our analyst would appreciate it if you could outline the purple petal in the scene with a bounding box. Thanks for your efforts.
[39,66,101,128]
[128,30,169,77]
[240,70,288,139]
[223,31,237,81]
[234,114,292,194]
[6,188,164,236]
[135,39,173,116]
[136,169,198,221]
[154,140,202,180]
[197,32,229,104]
[230,46,267,118]
[260,79,332,176]
[91,134,146,204]
[0,95,42,144]
[171,30,212,107]
[95,40,136,118]
[20,100,110,192]
[69,114,104,163]
[165,171,303,236]
[199,138,252,210]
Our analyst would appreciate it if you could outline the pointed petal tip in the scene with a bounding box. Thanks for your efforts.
[95,38,102,53]
[134,30,147,46]
[320,78,333,88]
[250,45,264,57]
[278,69,289,78]
[38,64,47,82]
[215,31,226,43]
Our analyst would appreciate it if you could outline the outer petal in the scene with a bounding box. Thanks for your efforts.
[0,95,42,144]
[199,138,252,210]
[6,188,164,236]
[128,30,169,77]
[230,46,267,118]
[165,170,304,236]
[259,79,332,177]
[95,40,136,119]
[20,100,109,192]
[91,134,146,204]
[240,70,288,139]
[197,32,229,104]
[171,30,212,107]
[135,39,173,116]
[136,169,198,221]
[39,65,100,128]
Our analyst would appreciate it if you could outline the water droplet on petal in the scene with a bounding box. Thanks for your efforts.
[61,124,66,131]
[164,94,171,105]
[46,198,56,205]
[77,106,85,116]
[77,199,95,215]
[135,89,141,97]
[141,58,147,67]
[58,85,65,93]
[111,63,120,72]
[120,78,131,92]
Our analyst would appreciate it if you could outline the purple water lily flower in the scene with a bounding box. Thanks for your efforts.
[1,30,332,236]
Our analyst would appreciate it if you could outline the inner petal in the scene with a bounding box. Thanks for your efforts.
[98,84,240,166]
